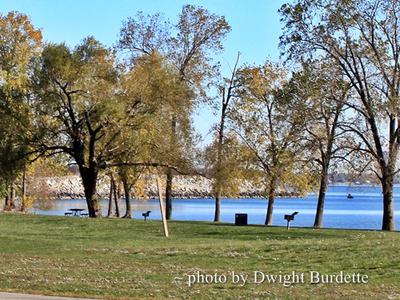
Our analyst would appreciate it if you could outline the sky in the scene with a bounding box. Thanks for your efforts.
[0,0,289,145]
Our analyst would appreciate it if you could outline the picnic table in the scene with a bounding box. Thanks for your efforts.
[67,208,86,216]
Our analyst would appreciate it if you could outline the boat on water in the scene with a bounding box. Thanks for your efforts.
[347,193,354,199]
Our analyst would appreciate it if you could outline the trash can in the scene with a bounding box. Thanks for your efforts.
[235,213,248,226]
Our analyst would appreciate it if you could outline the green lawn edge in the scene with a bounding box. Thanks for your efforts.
[0,213,399,299]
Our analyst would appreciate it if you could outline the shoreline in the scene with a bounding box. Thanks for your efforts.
[40,174,306,200]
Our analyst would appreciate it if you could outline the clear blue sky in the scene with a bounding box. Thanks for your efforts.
[0,0,289,145]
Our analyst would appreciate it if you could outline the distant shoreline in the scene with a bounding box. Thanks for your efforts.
[35,175,396,201]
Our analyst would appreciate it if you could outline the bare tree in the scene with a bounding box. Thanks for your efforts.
[281,0,400,230]
[290,61,350,228]
[209,53,241,222]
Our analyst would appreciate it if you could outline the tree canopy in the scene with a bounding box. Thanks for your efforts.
[0,3,398,232]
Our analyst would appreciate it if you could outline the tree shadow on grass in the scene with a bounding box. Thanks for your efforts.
[169,221,350,241]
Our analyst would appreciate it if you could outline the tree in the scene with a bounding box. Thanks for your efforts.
[22,157,69,211]
[106,172,120,218]
[31,38,120,217]
[111,52,194,217]
[290,61,349,228]
[280,0,400,231]
[207,53,241,222]
[117,165,143,218]
[205,133,247,221]
[231,62,313,225]
[0,12,42,210]
[117,4,231,220]
[31,38,161,217]
[31,40,191,217]
[0,12,42,89]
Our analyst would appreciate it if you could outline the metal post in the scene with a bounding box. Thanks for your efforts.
[156,176,169,238]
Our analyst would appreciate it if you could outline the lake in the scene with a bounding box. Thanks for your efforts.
[32,184,400,230]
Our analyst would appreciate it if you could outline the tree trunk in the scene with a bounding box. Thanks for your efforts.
[165,168,173,220]
[165,116,177,220]
[4,194,11,211]
[80,167,100,218]
[314,165,329,228]
[4,192,11,211]
[214,191,221,222]
[265,178,276,225]
[107,177,113,217]
[20,167,27,212]
[265,194,274,226]
[10,184,15,209]
[381,173,395,231]
[213,105,225,223]
[116,182,122,201]
[4,183,15,211]
[113,178,120,218]
[122,177,132,218]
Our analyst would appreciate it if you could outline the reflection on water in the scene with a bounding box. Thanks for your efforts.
[32,185,400,230]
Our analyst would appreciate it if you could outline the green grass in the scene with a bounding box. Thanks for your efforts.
[0,214,399,299]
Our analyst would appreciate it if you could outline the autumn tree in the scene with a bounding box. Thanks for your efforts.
[117,5,231,219]
[281,0,400,231]
[31,39,166,217]
[110,52,193,218]
[231,62,313,225]
[31,39,191,218]
[30,38,121,216]
[206,53,241,222]
[290,61,350,228]
[0,12,42,211]
[205,133,248,221]
[22,157,69,211]
[117,166,142,218]
[111,128,146,219]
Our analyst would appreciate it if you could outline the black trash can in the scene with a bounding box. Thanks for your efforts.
[235,213,248,226]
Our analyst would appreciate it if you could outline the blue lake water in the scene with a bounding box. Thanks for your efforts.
[33,185,400,230]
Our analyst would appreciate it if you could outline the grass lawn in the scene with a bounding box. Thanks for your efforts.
[0,214,399,299]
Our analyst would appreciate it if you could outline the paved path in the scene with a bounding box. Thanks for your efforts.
[0,292,99,300]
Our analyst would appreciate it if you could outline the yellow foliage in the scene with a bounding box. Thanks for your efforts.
[27,157,69,178]
[132,177,148,200]
[21,195,35,211]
